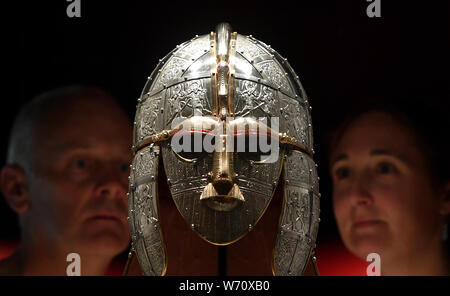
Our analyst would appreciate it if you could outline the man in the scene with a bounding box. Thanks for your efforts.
[0,86,133,275]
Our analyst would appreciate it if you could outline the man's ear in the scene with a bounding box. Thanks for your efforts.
[439,181,450,216]
[0,165,30,214]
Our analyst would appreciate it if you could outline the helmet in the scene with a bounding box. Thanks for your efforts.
[128,23,320,276]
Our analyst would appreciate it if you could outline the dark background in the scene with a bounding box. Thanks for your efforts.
[3,0,448,246]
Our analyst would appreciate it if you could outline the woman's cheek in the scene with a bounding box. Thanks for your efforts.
[332,190,350,229]
[374,175,410,205]
[371,182,411,234]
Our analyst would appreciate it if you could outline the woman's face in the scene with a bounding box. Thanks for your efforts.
[330,111,445,265]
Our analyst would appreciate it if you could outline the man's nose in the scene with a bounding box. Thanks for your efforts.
[94,170,128,200]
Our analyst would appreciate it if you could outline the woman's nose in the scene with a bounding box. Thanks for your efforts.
[348,174,374,207]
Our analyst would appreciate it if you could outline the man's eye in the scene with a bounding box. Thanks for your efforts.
[334,167,350,180]
[377,162,396,174]
[120,163,129,172]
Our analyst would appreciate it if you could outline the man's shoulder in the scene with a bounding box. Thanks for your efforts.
[0,256,21,276]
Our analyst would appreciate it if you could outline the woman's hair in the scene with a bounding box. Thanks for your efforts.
[325,96,450,187]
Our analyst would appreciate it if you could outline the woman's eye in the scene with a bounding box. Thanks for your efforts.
[377,162,396,174]
[334,167,350,180]
[74,159,87,169]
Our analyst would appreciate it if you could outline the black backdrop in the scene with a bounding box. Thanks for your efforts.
[3,0,448,246]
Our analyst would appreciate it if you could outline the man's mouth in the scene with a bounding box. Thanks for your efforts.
[87,212,123,223]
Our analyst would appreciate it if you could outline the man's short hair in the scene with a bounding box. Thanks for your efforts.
[7,85,116,173]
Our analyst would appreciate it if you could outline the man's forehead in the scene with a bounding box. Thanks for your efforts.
[36,114,132,161]
[36,94,131,136]
[40,95,124,121]
[47,139,132,160]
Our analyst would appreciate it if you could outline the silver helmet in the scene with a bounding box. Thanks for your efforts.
[128,23,320,276]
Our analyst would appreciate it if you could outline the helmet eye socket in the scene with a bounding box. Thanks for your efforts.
[234,134,274,164]
[169,129,279,163]
[171,132,210,162]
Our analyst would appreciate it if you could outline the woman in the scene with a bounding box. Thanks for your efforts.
[328,100,449,275]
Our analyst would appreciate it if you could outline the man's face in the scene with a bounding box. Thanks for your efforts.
[25,97,132,257]
[330,112,442,264]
